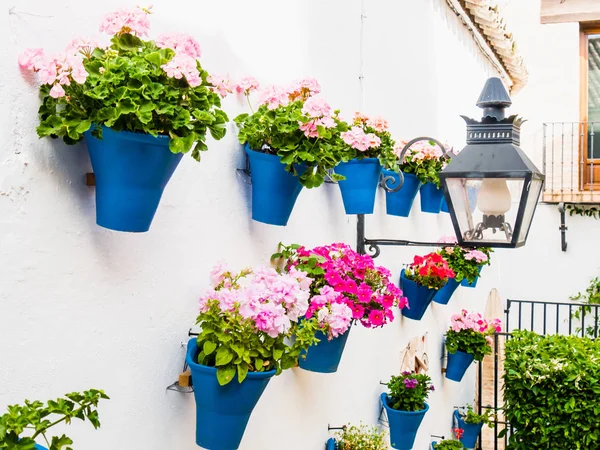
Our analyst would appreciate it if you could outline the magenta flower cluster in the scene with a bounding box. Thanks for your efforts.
[199,264,312,339]
[292,243,408,337]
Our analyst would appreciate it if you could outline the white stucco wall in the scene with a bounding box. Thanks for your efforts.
[498,0,600,306]
[0,1,503,449]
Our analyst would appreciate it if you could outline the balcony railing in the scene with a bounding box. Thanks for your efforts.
[542,122,600,203]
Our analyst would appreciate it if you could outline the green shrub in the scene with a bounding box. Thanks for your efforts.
[503,330,600,449]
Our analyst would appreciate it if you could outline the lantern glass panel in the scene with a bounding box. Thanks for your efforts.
[517,178,543,244]
[445,177,525,245]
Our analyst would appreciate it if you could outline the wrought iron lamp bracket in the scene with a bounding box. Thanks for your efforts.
[357,136,451,257]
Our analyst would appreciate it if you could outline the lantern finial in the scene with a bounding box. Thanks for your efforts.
[476,77,512,121]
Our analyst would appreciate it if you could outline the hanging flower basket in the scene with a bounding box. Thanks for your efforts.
[190,264,317,449]
[419,183,444,214]
[246,146,306,226]
[445,310,502,382]
[400,253,454,321]
[336,158,383,214]
[278,242,405,373]
[454,409,483,448]
[381,393,429,450]
[186,338,275,450]
[446,350,475,382]
[400,269,436,321]
[19,6,229,232]
[382,170,422,217]
[299,327,351,373]
[85,127,183,232]
[461,266,482,288]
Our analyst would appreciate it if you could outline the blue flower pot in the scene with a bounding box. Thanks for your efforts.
[326,438,337,450]
[336,158,382,214]
[299,328,351,373]
[84,126,183,232]
[35,446,46,450]
[431,444,437,450]
[432,278,460,305]
[383,170,422,217]
[461,267,482,288]
[186,338,275,450]
[419,183,444,214]
[381,393,429,450]
[441,196,450,213]
[400,269,436,321]
[454,410,483,449]
[446,350,475,382]
[246,146,306,226]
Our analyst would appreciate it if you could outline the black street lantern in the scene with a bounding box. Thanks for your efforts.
[440,78,544,248]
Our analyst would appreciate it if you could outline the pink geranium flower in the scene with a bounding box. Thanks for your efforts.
[99,5,152,37]
[235,76,260,95]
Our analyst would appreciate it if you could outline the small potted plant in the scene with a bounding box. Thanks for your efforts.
[401,252,455,320]
[385,140,447,214]
[381,371,435,450]
[445,310,502,382]
[274,242,407,373]
[19,6,229,232]
[336,112,398,214]
[187,263,318,449]
[326,423,388,449]
[432,239,490,305]
[431,428,466,449]
[234,79,348,225]
[0,389,108,450]
[460,249,492,288]
[383,140,434,217]
[453,405,495,449]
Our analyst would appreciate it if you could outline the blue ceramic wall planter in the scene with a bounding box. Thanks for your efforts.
[336,158,382,214]
[445,350,475,382]
[299,328,350,373]
[461,267,482,288]
[381,393,429,450]
[84,126,183,232]
[382,170,422,217]
[34,446,46,450]
[432,278,460,305]
[326,438,337,450]
[246,146,306,226]
[400,270,436,321]
[454,410,483,449]
[186,339,275,450]
[419,183,444,214]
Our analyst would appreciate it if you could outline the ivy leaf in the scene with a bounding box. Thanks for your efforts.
[203,341,217,356]
[215,347,233,366]
[216,365,236,386]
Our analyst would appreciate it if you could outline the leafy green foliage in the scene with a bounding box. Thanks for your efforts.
[195,268,319,386]
[459,404,495,427]
[438,246,492,283]
[446,328,492,362]
[339,116,399,172]
[433,440,465,450]
[566,204,600,219]
[0,389,109,450]
[386,372,434,412]
[397,141,447,187]
[570,276,600,337]
[335,423,387,450]
[35,34,228,160]
[234,102,348,188]
[502,330,600,449]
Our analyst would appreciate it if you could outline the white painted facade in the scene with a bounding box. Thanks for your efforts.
[2,0,588,449]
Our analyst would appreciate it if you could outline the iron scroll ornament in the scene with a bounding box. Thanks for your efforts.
[359,136,452,258]
[378,136,452,193]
